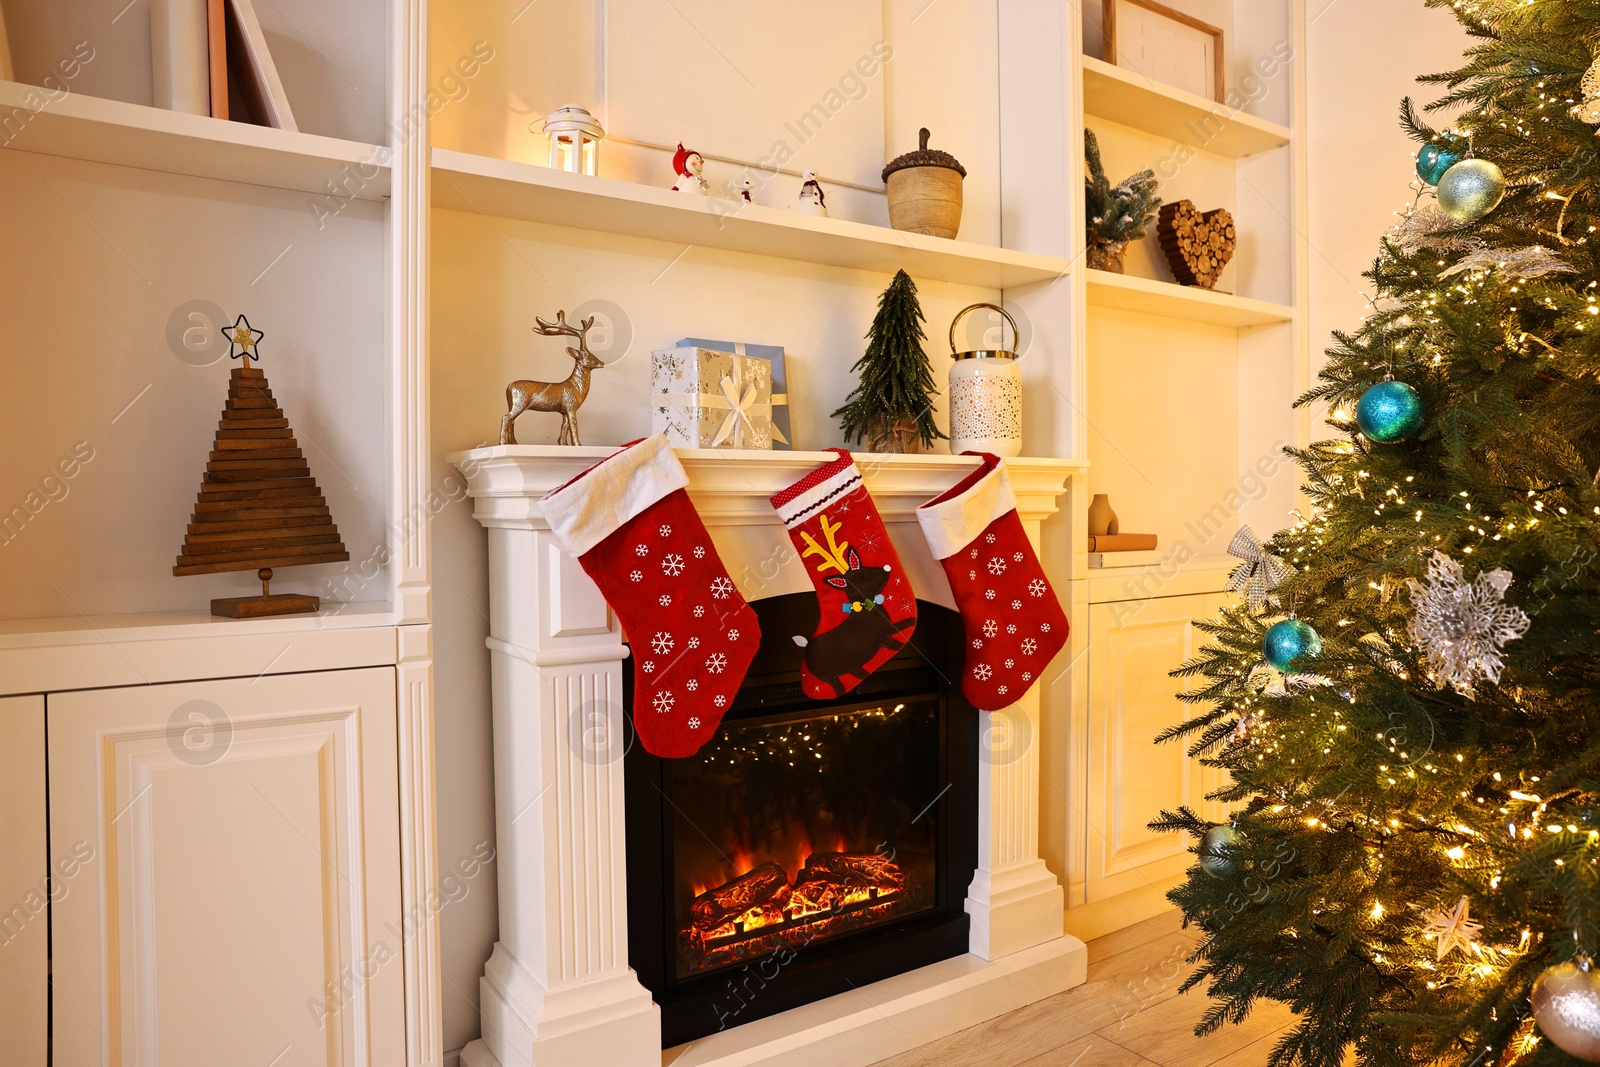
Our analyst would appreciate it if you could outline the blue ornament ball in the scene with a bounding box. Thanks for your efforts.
[1416,142,1464,186]
[1263,619,1321,672]
[1198,825,1242,878]
[1356,380,1424,443]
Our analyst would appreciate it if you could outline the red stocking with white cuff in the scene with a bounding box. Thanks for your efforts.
[917,452,1068,710]
[540,435,760,758]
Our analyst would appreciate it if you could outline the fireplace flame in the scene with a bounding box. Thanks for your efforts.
[685,849,910,964]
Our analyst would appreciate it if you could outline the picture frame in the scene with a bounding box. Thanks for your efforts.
[1104,0,1225,104]
[0,0,13,82]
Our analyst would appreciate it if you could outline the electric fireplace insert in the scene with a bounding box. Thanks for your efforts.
[625,593,978,1046]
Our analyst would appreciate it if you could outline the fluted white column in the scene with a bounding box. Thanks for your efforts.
[964,509,1066,960]
[464,522,658,1067]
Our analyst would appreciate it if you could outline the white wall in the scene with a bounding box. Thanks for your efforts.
[1306,0,1467,395]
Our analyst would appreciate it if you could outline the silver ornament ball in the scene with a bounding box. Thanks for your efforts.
[1532,956,1600,1062]
[1437,159,1506,222]
[1198,825,1242,878]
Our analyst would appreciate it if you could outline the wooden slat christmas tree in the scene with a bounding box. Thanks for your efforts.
[173,315,348,617]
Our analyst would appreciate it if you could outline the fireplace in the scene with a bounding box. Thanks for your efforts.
[452,446,1085,1067]
[626,594,978,1046]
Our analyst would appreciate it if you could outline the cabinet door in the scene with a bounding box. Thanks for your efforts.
[1085,593,1226,902]
[0,694,47,1066]
[49,668,403,1067]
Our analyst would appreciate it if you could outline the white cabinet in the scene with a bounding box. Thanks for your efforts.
[0,694,47,1066]
[1084,593,1228,903]
[48,668,404,1067]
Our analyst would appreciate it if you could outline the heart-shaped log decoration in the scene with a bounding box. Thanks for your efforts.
[1157,200,1237,289]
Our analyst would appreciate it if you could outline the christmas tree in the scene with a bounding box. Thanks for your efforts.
[1156,5,1600,1065]
[1084,127,1161,247]
[834,269,946,451]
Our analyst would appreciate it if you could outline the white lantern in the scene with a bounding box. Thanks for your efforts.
[538,105,604,175]
[947,303,1023,457]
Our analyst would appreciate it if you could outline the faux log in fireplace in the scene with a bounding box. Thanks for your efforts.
[626,594,978,1046]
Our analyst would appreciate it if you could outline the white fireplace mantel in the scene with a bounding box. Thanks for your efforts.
[449,444,1089,1067]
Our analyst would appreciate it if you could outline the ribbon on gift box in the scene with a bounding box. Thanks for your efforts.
[712,371,762,446]
[677,338,791,447]
[661,363,788,448]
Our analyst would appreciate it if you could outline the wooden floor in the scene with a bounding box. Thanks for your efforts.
[868,909,1297,1067]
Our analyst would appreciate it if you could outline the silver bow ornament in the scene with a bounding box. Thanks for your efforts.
[1226,526,1293,612]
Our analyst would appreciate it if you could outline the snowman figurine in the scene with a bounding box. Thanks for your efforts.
[797,169,828,217]
[671,143,709,195]
[737,178,755,203]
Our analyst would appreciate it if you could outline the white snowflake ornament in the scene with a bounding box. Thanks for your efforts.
[1405,551,1530,695]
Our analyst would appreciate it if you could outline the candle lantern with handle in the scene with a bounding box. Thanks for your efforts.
[947,302,1023,457]
[538,105,604,175]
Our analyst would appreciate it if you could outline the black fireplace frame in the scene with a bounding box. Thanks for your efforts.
[624,594,979,1048]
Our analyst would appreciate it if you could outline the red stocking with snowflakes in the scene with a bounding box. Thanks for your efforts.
[917,453,1068,710]
[540,435,760,758]
[769,449,918,699]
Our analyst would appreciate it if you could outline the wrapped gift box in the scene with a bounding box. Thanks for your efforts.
[677,338,791,449]
[651,347,776,450]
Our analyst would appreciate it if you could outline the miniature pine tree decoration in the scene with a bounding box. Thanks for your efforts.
[833,269,945,453]
[1153,5,1600,1065]
[1084,128,1160,272]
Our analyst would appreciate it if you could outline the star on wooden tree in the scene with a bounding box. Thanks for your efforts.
[225,313,265,367]
[1422,896,1483,961]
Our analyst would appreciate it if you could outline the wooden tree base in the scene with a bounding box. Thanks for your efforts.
[210,592,320,618]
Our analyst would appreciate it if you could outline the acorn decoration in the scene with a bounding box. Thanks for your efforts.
[883,127,966,239]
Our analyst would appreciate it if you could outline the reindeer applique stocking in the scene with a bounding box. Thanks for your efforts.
[540,435,760,758]
[769,449,918,700]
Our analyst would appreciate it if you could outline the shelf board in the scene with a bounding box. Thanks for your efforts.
[1081,56,1290,159]
[0,601,398,695]
[0,81,390,199]
[1086,269,1293,328]
[431,148,1072,289]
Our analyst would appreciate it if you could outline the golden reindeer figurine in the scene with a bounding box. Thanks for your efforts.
[499,310,606,446]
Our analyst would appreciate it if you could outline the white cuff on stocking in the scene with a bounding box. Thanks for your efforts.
[916,452,1018,560]
[539,434,690,556]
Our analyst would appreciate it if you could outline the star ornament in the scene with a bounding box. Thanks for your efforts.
[225,314,264,363]
[1421,895,1483,962]
[1405,551,1530,696]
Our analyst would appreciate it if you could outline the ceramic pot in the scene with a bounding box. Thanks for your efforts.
[869,418,917,454]
[1086,235,1128,273]
[1087,494,1119,537]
